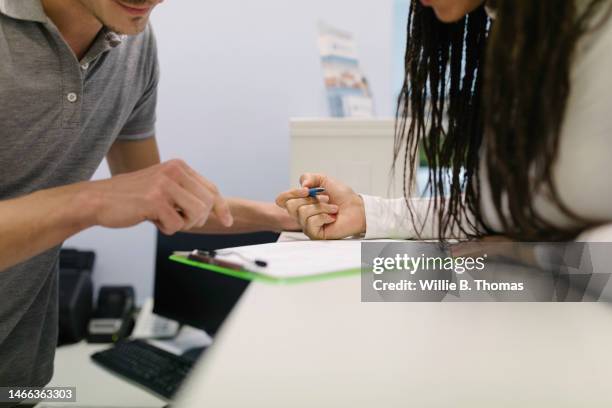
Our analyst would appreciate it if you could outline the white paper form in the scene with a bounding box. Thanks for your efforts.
[214,239,363,279]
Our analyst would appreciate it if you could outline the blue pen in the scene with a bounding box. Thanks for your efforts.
[308,187,326,198]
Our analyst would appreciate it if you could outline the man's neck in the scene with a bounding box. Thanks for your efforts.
[41,0,103,60]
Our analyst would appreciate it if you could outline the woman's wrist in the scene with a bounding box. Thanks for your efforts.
[354,194,367,235]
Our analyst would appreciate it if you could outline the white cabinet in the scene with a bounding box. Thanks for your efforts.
[289,118,410,198]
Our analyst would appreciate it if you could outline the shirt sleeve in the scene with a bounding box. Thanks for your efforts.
[117,29,159,141]
[361,195,478,240]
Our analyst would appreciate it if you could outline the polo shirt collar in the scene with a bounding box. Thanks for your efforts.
[1,0,125,63]
[0,0,125,45]
[80,27,125,65]
[103,30,125,48]
[0,0,47,23]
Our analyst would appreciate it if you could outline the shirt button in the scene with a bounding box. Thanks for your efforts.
[81,62,89,70]
[67,92,78,103]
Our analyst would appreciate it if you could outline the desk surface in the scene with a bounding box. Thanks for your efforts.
[176,273,612,408]
[44,233,612,407]
[44,342,166,407]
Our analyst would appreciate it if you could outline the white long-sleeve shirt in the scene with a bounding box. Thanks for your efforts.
[361,195,467,239]
[362,8,612,241]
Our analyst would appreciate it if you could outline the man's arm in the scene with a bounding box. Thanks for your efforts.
[106,137,162,175]
[106,138,299,233]
[192,197,298,234]
[0,159,233,272]
[0,183,96,271]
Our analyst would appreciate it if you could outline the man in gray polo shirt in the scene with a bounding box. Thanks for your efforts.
[0,0,296,387]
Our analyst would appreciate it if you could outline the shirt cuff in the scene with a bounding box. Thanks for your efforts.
[361,194,398,239]
[117,126,156,141]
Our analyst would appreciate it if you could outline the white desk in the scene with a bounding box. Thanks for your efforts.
[43,342,166,407]
[175,274,612,407]
[43,233,612,407]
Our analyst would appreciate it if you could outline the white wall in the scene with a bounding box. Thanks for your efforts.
[65,0,395,304]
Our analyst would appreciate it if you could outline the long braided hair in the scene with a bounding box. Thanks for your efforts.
[394,0,611,241]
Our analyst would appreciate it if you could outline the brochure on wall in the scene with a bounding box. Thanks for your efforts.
[318,22,374,118]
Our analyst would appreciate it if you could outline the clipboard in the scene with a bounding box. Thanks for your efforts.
[168,240,363,285]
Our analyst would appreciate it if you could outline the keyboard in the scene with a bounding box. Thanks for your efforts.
[91,339,194,399]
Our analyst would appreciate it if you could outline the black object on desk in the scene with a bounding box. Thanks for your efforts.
[87,286,135,343]
[58,248,96,345]
[91,339,195,400]
[153,231,279,336]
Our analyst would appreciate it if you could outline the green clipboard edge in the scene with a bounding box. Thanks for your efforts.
[169,254,361,285]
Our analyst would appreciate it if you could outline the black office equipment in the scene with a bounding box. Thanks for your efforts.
[91,339,194,400]
[153,231,279,336]
[58,248,95,345]
[87,286,135,343]
[60,248,96,271]
[92,231,279,400]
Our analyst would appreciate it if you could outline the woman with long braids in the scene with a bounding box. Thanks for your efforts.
[276,0,612,242]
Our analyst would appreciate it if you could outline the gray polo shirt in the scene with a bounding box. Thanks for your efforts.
[0,0,159,386]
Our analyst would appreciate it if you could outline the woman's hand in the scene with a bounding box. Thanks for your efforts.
[275,173,366,240]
